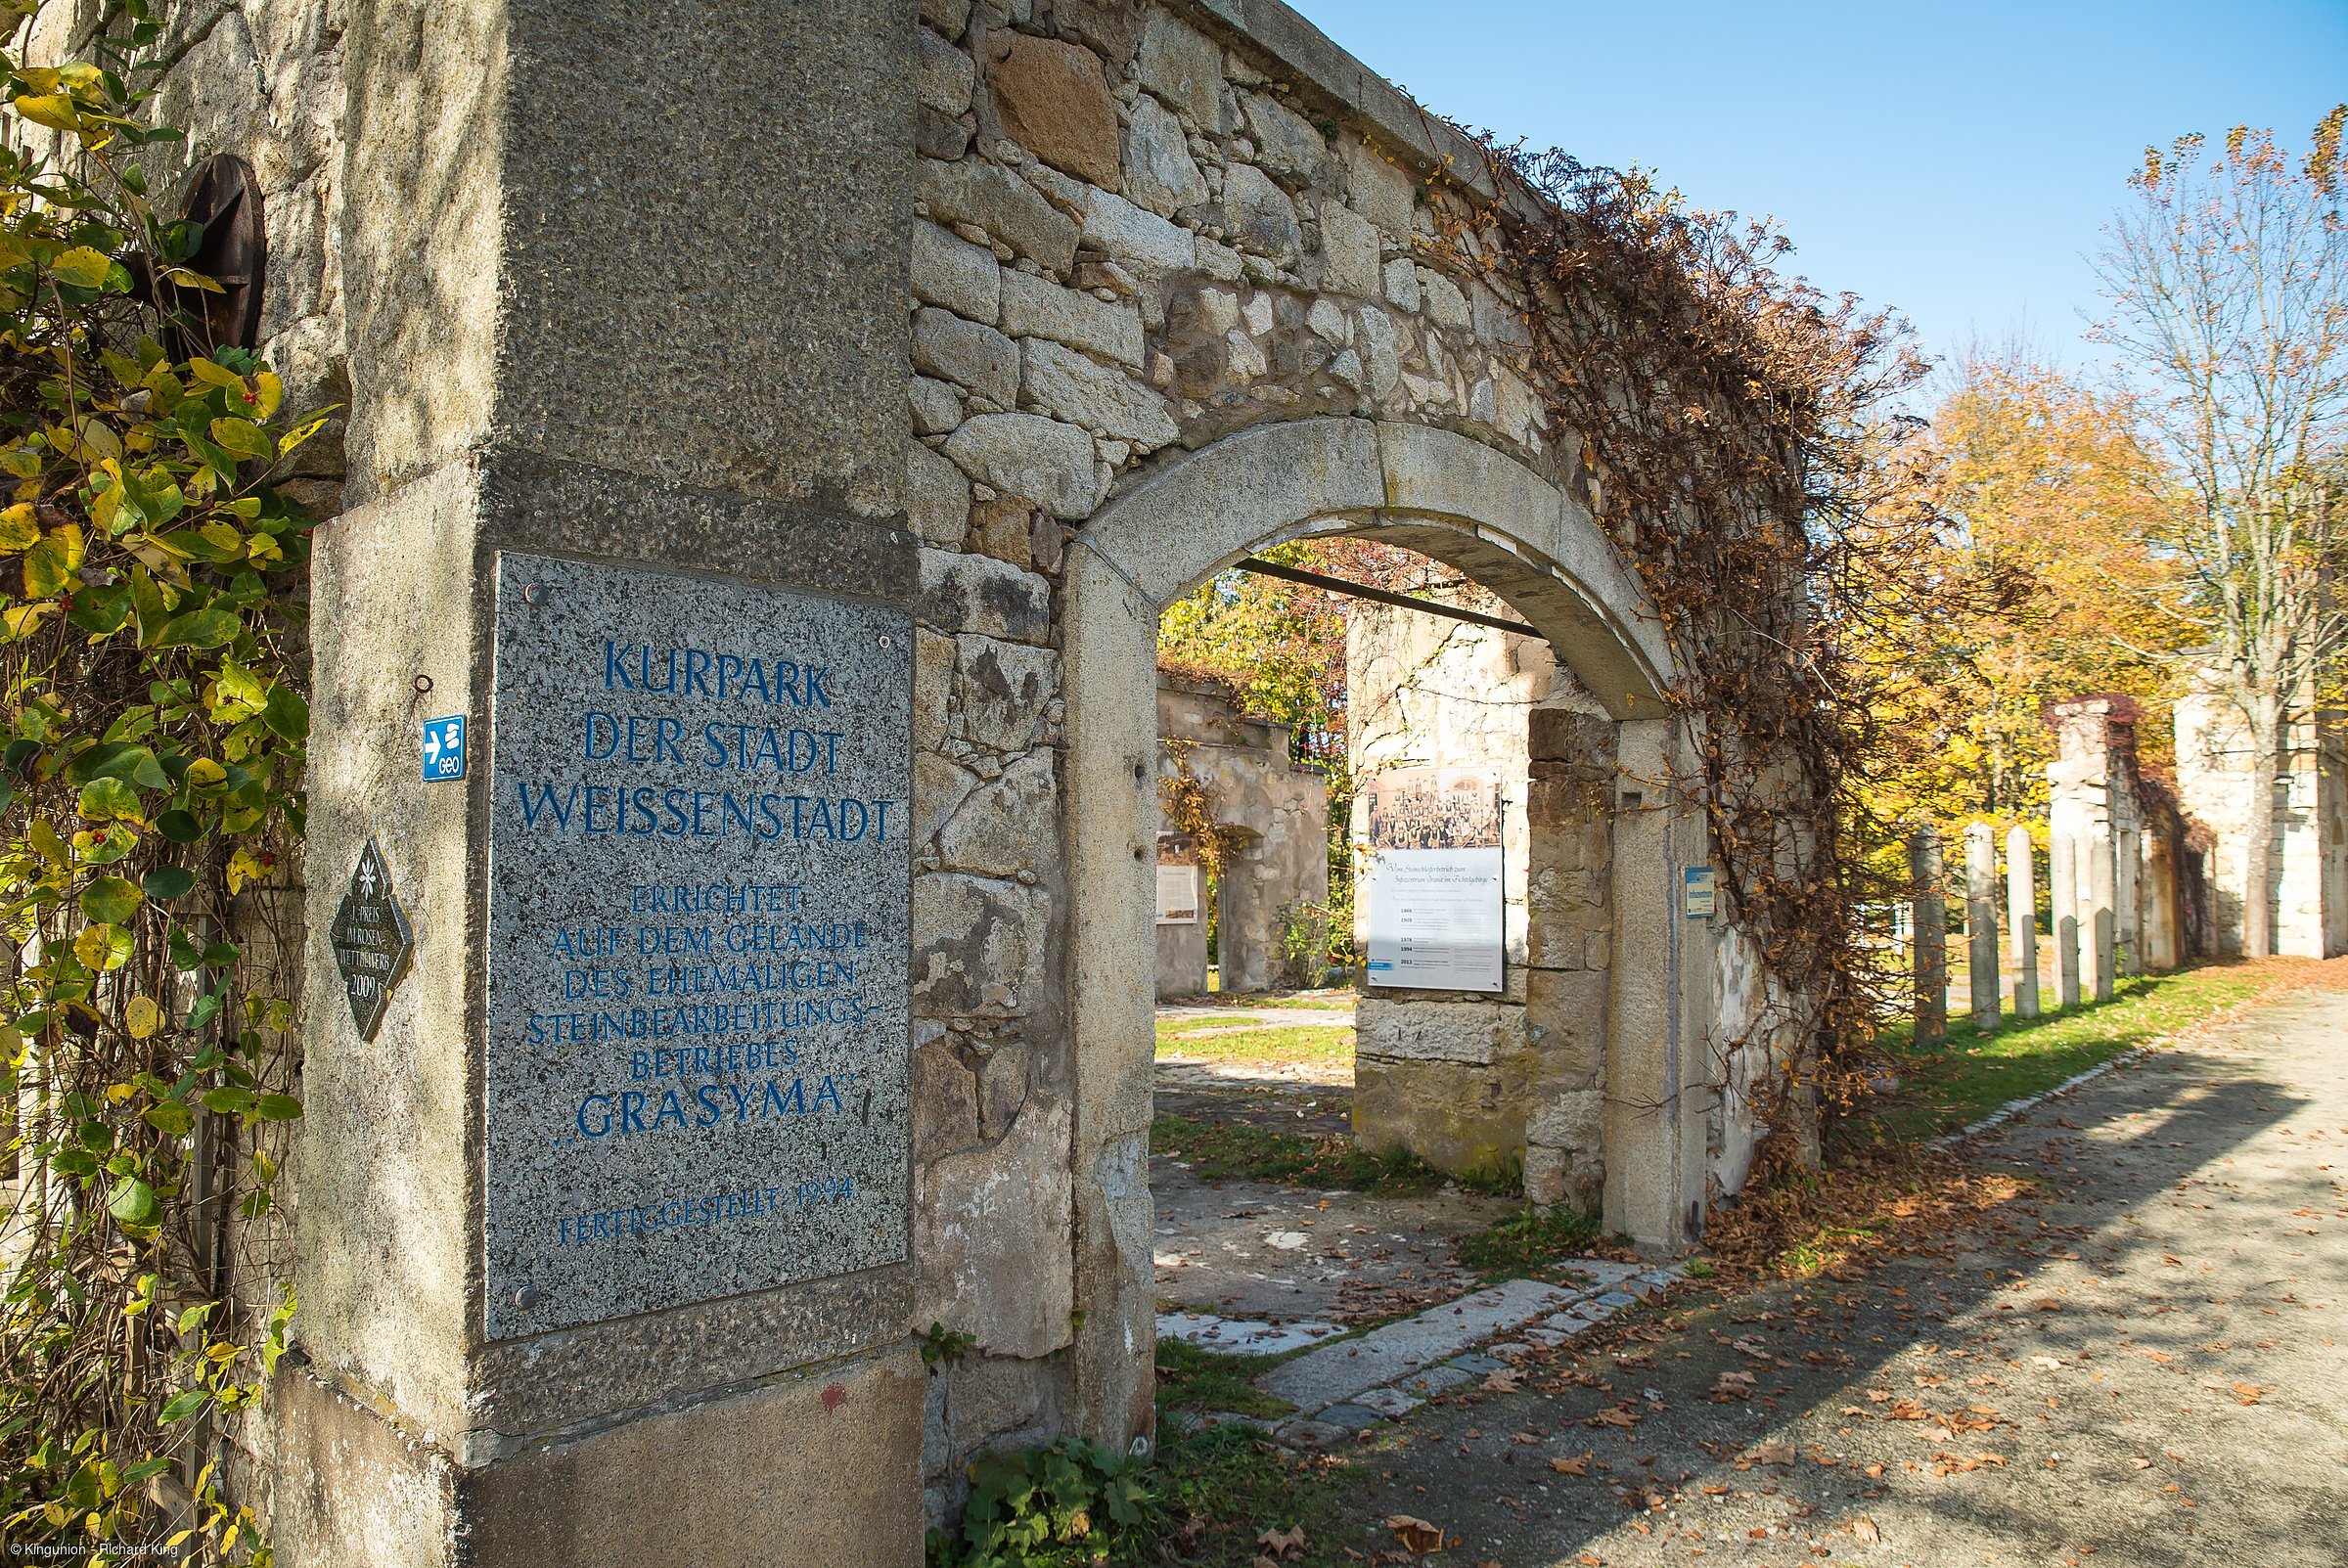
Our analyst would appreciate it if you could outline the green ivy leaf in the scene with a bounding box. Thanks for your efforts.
[153,606,239,649]
[141,865,195,900]
[106,1177,157,1226]
[261,683,308,742]
[251,1094,301,1121]
[157,1389,207,1424]
[78,875,142,924]
[141,1100,193,1138]
[76,775,142,821]
[198,1085,251,1115]
[156,808,204,844]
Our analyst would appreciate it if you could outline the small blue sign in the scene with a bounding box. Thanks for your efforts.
[423,715,467,783]
[1683,866,1718,919]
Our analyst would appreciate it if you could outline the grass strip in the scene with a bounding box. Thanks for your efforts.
[1151,1111,1440,1194]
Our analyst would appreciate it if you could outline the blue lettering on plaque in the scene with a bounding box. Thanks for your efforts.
[484,554,910,1342]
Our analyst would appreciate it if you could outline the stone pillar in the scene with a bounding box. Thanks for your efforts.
[1522,709,1617,1214]
[2050,829,2081,1008]
[1965,821,2000,1032]
[1909,828,1946,1045]
[287,7,926,1565]
[2086,832,2117,1002]
[1604,719,1697,1248]
[2007,826,2040,1019]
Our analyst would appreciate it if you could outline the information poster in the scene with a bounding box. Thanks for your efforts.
[481,553,911,1340]
[1359,768,1506,993]
[1155,862,1199,924]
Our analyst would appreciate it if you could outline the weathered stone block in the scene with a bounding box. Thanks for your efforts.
[1002,269,1145,368]
[465,1351,924,1568]
[913,306,1020,404]
[1352,1056,1522,1179]
[943,412,1104,518]
[917,27,973,116]
[910,375,964,436]
[917,548,1053,643]
[1123,92,1207,215]
[1135,10,1223,127]
[1221,162,1300,260]
[921,0,971,38]
[945,1351,1063,1460]
[1525,966,1607,1090]
[906,439,971,549]
[920,157,1079,274]
[953,635,1061,754]
[1081,188,1198,279]
[970,495,1039,569]
[912,1029,982,1164]
[1420,268,1471,329]
[988,33,1122,190]
[1021,339,1179,448]
[1320,201,1380,299]
[1524,1090,1605,1210]
[1346,136,1419,238]
[914,1097,1074,1357]
[914,628,958,753]
[1242,91,1328,182]
[912,219,1003,324]
[1356,997,1526,1065]
[919,105,972,161]
[935,751,1058,876]
[913,873,1051,1016]
[1382,255,1420,311]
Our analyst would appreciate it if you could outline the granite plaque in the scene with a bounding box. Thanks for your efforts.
[330,837,413,1042]
[483,552,912,1339]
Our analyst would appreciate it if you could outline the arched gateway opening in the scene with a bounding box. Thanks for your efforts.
[1061,418,1710,1442]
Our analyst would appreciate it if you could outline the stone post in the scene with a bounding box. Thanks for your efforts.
[285,7,925,1565]
[1910,828,1946,1044]
[2087,831,2118,1002]
[1603,721,1701,1248]
[1965,821,2000,1032]
[2007,825,2040,1019]
[2050,829,2081,1008]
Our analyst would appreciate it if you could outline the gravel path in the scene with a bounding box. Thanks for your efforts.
[1336,987,2348,1568]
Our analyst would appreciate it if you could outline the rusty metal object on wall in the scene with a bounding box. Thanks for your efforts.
[129,153,266,360]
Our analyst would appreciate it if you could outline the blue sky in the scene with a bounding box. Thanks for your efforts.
[1287,1,2348,375]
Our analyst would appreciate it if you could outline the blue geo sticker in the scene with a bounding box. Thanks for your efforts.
[422,715,467,782]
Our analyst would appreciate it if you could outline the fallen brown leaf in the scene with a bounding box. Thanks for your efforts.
[1482,1367,1523,1393]
[1549,1455,1590,1475]
[1751,1442,1797,1466]
[1386,1515,1444,1554]
[1852,1516,1882,1545]
[1258,1523,1307,1558]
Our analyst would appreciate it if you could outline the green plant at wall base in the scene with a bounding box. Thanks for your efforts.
[0,3,318,1558]
[926,1438,1159,1568]
[1272,899,1331,990]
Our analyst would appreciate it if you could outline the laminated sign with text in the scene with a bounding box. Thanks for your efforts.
[482,553,911,1339]
[1360,767,1506,993]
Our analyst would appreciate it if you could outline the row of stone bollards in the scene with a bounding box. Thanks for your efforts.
[1909,822,2117,1044]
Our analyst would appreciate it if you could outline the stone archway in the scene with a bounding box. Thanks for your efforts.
[1060,417,1700,1442]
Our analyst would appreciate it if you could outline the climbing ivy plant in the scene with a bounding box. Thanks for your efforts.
[0,3,319,1558]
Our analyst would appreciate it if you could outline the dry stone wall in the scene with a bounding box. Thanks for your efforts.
[904,0,1584,1508]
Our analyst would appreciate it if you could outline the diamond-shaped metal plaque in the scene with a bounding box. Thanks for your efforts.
[331,837,413,1042]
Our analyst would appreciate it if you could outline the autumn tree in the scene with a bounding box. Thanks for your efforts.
[2094,111,2348,957]
[1861,353,2190,857]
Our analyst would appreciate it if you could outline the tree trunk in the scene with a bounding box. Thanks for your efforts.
[2239,688,2284,959]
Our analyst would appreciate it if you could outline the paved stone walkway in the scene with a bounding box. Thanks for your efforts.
[1329,988,2348,1568]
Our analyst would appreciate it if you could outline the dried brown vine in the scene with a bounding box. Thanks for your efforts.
[1421,143,1977,1172]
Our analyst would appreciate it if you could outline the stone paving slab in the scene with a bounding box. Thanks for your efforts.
[1155,1310,1342,1356]
[1257,1276,1596,1412]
